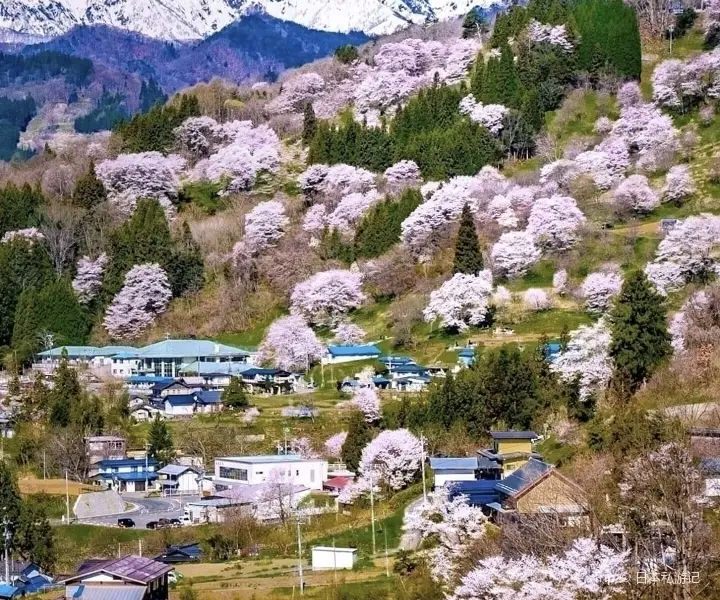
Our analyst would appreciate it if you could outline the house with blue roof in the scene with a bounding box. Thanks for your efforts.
[93,457,158,493]
[429,457,502,488]
[163,390,223,418]
[323,345,381,365]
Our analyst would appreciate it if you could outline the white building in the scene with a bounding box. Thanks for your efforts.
[322,345,381,365]
[213,455,328,491]
[312,547,357,570]
[429,458,478,488]
[157,464,201,496]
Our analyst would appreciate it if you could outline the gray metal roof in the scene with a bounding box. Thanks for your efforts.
[494,458,553,497]
[65,585,147,600]
[157,464,198,476]
[429,458,477,471]
[65,556,172,586]
[489,431,538,440]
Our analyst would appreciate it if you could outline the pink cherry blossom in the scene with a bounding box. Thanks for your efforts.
[581,270,623,314]
[523,288,552,311]
[72,253,108,304]
[257,315,325,371]
[359,428,422,490]
[352,387,380,423]
[244,200,289,254]
[290,269,366,326]
[491,231,542,278]
[526,195,586,251]
[324,432,348,458]
[424,271,494,331]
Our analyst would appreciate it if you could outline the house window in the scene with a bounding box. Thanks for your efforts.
[296,470,299,477]
[219,467,248,481]
[310,469,315,483]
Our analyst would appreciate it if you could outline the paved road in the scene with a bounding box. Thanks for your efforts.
[79,494,199,528]
[399,495,425,551]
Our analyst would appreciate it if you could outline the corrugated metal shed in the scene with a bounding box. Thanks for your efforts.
[65,585,147,600]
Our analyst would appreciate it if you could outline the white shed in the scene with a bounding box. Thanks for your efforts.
[312,547,357,570]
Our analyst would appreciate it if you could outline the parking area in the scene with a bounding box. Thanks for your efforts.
[79,494,201,528]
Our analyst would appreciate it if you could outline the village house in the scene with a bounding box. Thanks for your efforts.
[60,556,173,600]
[323,345,381,365]
[93,457,158,493]
[85,435,126,478]
[213,455,328,491]
[479,431,541,477]
[156,464,202,496]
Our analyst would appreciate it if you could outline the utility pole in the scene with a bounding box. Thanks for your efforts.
[369,471,376,556]
[669,25,674,55]
[65,470,70,523]
[296,519,304,595]
[145,443,149,492]
[3,515,11,584]
[420,434,427,503]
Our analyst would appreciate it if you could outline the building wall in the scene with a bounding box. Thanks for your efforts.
[433,470,476,488]
[164,403,195,417]
[323,354,379,365]
[514,473,585,515]
[177,472,199,493]
[214,459,328,490]
[496,440,532,455]
[312,549,357,570]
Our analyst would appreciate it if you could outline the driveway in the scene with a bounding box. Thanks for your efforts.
[79,494,199,528]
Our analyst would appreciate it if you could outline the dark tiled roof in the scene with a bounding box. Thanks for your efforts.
[489,430,538,440]
[494,458,553,497]
[68,556,172,585]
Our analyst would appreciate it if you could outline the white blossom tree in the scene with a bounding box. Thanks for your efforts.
[424,271,494,331]
[72,253,108,304]
[447,537,628,600]
[527,20,575,51]
[662,164,696,204]
[244,200,289,254]
[352,387,381,423]
[290,269,366,326]
[103,264,172,339]
[359,428,422,490]
[384,160,421,189]
[324,432,348,458]
[459,95,509,135]
[523,288,552,311]
[96,152,185,216]
[327,190,381,234]
[553,269,568,295]
[613,175,660,214]
[490,231,542,278]
[526,195,586,251]
[332,321,366,345]
[1,228,45,244]
[581,270,623,314]
[551,319,612,399]
[257,315,325,371]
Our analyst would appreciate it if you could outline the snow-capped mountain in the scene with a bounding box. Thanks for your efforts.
[0,0,486,41]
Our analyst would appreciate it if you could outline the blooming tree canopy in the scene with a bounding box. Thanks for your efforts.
[244,200,289,254]
[1,228,45,244]
[384,160,421,188]
[447,537,628,600]
[352,387,381,423]
[96,152,186,216]
[424,271,494,331]
[303,204,328,234]
[72,253,108,304]
[103,264,172,339]
[553,269,568,295]
[327,190,381,234]
[291,269,366,326]
[258,315,325,371]
[527,20,575,51]
[581,270,623,314]
[324,432,348,458]
[551,319,612,399]
[359,428,422,490]
[613,175,660,214]
[332,321,366,345]
[490,231,542,278]
[662,164,696,204]
[523,288,552,311]
[526,195,586,251]
[459,95,509,135]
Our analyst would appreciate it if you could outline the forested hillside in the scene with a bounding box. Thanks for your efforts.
[4,0,720,595]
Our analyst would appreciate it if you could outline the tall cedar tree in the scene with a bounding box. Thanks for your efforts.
[453,204,483,274]
[167,222,204,297]
[222,376,249,410]
[341,410,373,472]
[49,352,82,428]
[72,161,107,209]
[147,414,174,466]
[354,189,422,259]
[0,182,42,236]
[609,270,672,394]
[302,102,318,146]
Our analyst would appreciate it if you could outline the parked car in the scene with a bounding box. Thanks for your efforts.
[146,521,159,529]
[117,518,135,528]
[169,518,182,528]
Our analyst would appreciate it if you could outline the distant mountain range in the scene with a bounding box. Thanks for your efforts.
[9,14,370,92]
[0,0,486,40]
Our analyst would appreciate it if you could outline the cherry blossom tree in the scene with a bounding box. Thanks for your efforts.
[244,200,289,254]
[652,52,720,110]
[290,437,320,459]
[593,116,613,136]
[424,271,494,331]
[581,270,623,314]
[526,195,586,251]
[645,214,720,293]
[447,537,628,600]
[352,387,380,423]
[490,231,542,278]
[332,321,366,345]
[355,69,423,113]
[72,253,107,304]
[258,315,325,371]
[551,319,612,399]
[268,72,326,113]
[459,95,509,135]
[1,228,45,244]
[359,428,422,490]
[404,486,488,581]
[298,164,376,199]
[384,160,421,189]
[96,152,186,216]
[492,285,513,306]
[324,432,348,458]
[662,164,696,204]
[242,406,260,426]
[302,204,328,234]
[173,116,218,159]
[103,263,172,339]
[523,288,552,311]
[553,269,568,295]
[617,82,642,108]
[327,190,381,234]
[291,269,366,326]
[527,20,575,51]
[613,174,660,214]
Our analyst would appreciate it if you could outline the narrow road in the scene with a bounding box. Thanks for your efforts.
[399,495,425,551]
[78,494,197,528]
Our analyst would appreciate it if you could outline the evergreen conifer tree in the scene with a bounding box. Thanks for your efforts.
[609,270,672,394]
[167,222,204,297]
[72,162,107,209]
[453,204,483,275]
[470,58,485,98]
[302,102,318,146]
[147,414,174,466]
[341,410,373,472]
[222,377,249,411]
[49,352,82,428]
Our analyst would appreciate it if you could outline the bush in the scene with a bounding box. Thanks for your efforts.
[669,8,697,39]
[335,44,359,64]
